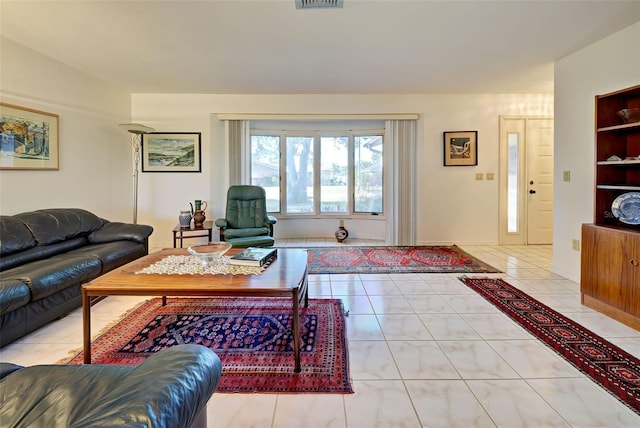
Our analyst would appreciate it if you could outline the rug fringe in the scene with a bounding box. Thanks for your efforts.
[56,298,151,364]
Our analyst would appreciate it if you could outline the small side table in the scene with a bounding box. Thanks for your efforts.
[173,221,214,248]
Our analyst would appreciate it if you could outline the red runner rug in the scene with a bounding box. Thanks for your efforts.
[307,245,500,274]
[67,297,352,394]
[460,276,640,415]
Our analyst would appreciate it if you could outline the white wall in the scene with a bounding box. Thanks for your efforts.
[0,36,556,253]
[0,37,132,222]
[132,93,552,249]
[553,21,640,282]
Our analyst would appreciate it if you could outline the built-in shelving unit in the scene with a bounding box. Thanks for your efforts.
[581,84,640,330]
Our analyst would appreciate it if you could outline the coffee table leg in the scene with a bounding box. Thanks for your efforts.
[292,288,301,372]
[303,275,309,308]
[82,289,91,364]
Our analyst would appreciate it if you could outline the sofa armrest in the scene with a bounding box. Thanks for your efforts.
[71,345,222,428]
[214,218,227,228]
[267,215,277,225]
[88,222,153,245]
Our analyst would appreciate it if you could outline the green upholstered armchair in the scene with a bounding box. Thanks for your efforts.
[215,185,277,247]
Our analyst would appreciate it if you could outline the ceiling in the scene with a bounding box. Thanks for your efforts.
[1,1,639,95]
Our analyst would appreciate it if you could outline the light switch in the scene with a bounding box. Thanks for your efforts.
[563,171,571,182]
[486,172,495,180]
[475,173,484,181]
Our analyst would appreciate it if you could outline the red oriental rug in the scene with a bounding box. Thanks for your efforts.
[67,297,352,394]
[460,276,640,415]
[307,245,500,274]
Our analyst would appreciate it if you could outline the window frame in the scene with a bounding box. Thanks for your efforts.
[249,129,384,218]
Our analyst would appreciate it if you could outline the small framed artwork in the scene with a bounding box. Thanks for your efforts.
[443,131,478,166]
[0,102,59,170]
[141,132,201,172]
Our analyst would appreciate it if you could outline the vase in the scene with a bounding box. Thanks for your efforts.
[178,210,192,228]
[194,200,208,211]
[335,226,348,243]
[193,210,206,228]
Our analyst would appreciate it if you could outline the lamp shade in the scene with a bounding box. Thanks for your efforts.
[119,123,155,134]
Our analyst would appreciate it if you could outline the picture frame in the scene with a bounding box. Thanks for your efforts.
[443,131,478,166]
[141,132,201,172]
[0,102,59,170]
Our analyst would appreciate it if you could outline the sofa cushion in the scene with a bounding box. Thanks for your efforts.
[0,364,133,427]
[5,255,102,300]
[0,237,89,272]
[0,345,220,428]
[0,280,31,315]
[15,208,104,245]
[68,241,147,273]
[0,216,36,256]
[88,222,153,244]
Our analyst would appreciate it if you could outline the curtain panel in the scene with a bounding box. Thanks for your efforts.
[225,120,249,185]
[386,119,417,245]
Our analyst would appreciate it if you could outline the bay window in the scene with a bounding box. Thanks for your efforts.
[250,130,384,216]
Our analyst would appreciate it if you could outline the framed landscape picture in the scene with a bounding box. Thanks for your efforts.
[0,103,59,170]
[141,132,201,172]
[443,131,477,166]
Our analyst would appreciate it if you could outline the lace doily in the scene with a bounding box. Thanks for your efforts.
[136,255,265,276]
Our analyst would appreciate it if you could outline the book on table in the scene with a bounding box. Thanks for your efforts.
[228,247,277,266]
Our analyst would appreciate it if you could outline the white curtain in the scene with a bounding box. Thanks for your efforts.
[386,119,417,245]
[225,120,249,185]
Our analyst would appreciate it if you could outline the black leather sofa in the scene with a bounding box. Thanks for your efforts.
[0,208,153,347]
[0,344,222,428]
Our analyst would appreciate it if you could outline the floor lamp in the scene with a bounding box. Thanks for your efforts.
[119,123,155,224]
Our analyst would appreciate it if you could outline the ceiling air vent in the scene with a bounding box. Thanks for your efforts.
[295,0,344,9]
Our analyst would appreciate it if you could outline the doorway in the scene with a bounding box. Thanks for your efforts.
[499,116,554,245]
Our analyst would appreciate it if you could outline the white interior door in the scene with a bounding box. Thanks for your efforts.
[499,117,554,245]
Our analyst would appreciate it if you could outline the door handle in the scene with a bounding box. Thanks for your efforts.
[529,189,536,194]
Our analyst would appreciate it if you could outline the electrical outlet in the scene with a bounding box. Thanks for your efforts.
[486,172,495,180]
[475,173,484,181]
[572,239,580,251]
[563,171,571,182]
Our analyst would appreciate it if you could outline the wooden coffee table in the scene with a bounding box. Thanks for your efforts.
[82,248,308,371]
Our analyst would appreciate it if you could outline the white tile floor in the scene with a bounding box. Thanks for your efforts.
[2,241,640,427]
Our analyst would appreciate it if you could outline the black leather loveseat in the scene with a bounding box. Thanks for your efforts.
[0,208,153,346]
[0,344,222,428]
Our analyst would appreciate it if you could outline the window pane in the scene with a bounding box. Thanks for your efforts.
[354,135,383,213]
[286,136,314,214]
[250,135,280,212]
[507,133,519,233]
[320,136,348,213]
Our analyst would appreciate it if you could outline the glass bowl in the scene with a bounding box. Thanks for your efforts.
[187,242,232,267]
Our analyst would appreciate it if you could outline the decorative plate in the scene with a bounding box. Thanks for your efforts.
[611,192,640,225]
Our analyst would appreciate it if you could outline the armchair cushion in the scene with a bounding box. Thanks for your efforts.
[223,226,271,239]
[224,235,275,248]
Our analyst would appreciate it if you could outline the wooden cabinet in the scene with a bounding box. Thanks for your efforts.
[581,224,640,329]
[581,84,640,330]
